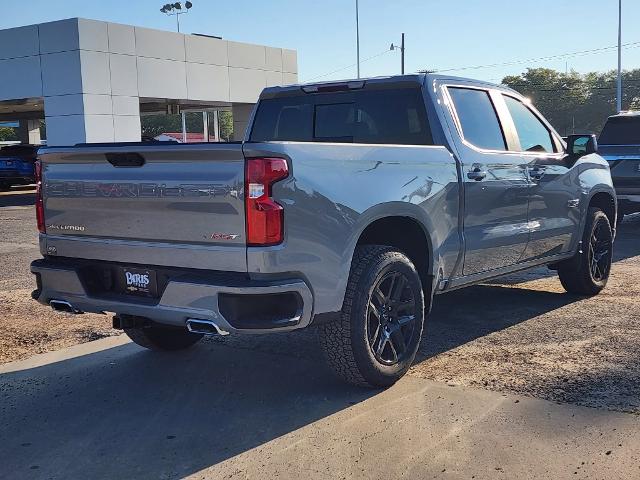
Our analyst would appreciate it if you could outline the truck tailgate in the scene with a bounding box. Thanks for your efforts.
[39,143,248,272]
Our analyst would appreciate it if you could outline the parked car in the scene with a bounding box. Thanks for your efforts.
[0,144,38,190]
[31,74,616,387]
[598,111,640,222]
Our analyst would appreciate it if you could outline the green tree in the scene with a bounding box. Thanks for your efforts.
[0,126,18,142]
[503,68,591,136]
[218,110,233,141]
[502,67,640,136]
[141,114,189,138]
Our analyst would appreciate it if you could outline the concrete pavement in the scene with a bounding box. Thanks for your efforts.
[1,336,638,480]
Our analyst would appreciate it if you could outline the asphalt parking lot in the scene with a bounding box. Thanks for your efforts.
[1,187,639,479]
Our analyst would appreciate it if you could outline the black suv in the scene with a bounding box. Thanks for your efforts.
[598,112,640,222]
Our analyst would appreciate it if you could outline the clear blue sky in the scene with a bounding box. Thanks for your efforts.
[2,0,638,83]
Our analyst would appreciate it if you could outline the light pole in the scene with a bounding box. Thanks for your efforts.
[617,0,622,112]
[390,33,405,75]
[160,2,193,33]
[356,0,360,78]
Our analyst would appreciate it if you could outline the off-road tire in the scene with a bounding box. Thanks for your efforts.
[558,207,613,296]
[319,245,425,388]
[124,325,203,351]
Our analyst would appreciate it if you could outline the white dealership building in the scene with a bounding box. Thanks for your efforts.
[0,18,298,145]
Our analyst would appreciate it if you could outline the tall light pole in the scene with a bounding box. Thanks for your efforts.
[617,0,623,112]
[390,33,405,75]
[160,2,193,33]
[356,0,360,78]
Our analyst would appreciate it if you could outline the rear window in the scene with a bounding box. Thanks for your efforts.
[250,87,433,145]
[599,116,640,145]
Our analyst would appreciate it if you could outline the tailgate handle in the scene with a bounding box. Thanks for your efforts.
[106,153,145,167]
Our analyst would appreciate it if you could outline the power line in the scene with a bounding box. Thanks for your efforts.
[427,41,640,74]
[304,49,393,82]
[304,39,640,85]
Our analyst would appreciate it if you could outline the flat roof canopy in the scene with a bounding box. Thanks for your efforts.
[0,98,44,122]
[0,18,298,145]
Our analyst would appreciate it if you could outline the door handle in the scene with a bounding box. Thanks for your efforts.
[106,153,145,167]
[528,166,546,180]
[467,164,487,181]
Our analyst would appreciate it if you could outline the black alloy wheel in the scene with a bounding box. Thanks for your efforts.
[558,207,613,296]
[318,245,426,387]
[588,219,612,282]
[367,271,418,366]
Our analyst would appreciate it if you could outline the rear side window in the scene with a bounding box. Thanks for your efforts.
[599,116,640,145]
[503,95,555,153]
[250,87,433,145]
[448,87,506,151]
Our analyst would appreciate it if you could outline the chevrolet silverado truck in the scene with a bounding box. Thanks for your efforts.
[598,111,640,223]
[31,74,616,387]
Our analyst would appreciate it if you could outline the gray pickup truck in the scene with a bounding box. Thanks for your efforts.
[31,74,616,387]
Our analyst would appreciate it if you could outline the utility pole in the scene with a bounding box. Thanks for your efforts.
[390,34,405,75]
[401,33,405,74]
[617,0,623,112]
[356,0,360,78]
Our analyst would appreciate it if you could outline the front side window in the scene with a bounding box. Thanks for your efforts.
[447,87,506,151]
[503,95,555,153]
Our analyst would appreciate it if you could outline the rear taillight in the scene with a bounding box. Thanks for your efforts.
[245,157,288,246]
[35,160,45,233]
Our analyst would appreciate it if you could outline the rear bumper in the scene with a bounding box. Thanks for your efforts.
[30,258,314,334]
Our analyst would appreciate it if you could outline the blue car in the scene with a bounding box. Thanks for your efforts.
[0,144,38,190]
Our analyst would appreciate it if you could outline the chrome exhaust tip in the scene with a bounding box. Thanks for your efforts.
[186,318,230,336]
[50,299,83,314]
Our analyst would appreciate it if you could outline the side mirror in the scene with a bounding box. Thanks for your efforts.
[566,134,597,157]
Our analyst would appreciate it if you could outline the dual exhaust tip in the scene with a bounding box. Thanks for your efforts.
[49,299,83,314]
[186,318,229,336]
[49,300,229,336]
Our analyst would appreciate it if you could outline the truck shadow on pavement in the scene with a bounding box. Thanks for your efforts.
[0,189,35,208]
[0,282,597,480]
[419,284,579,360]
[0,341,372,479]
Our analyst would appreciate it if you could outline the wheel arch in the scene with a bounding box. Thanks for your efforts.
[353,213,436,308]
[588,190,617,229]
